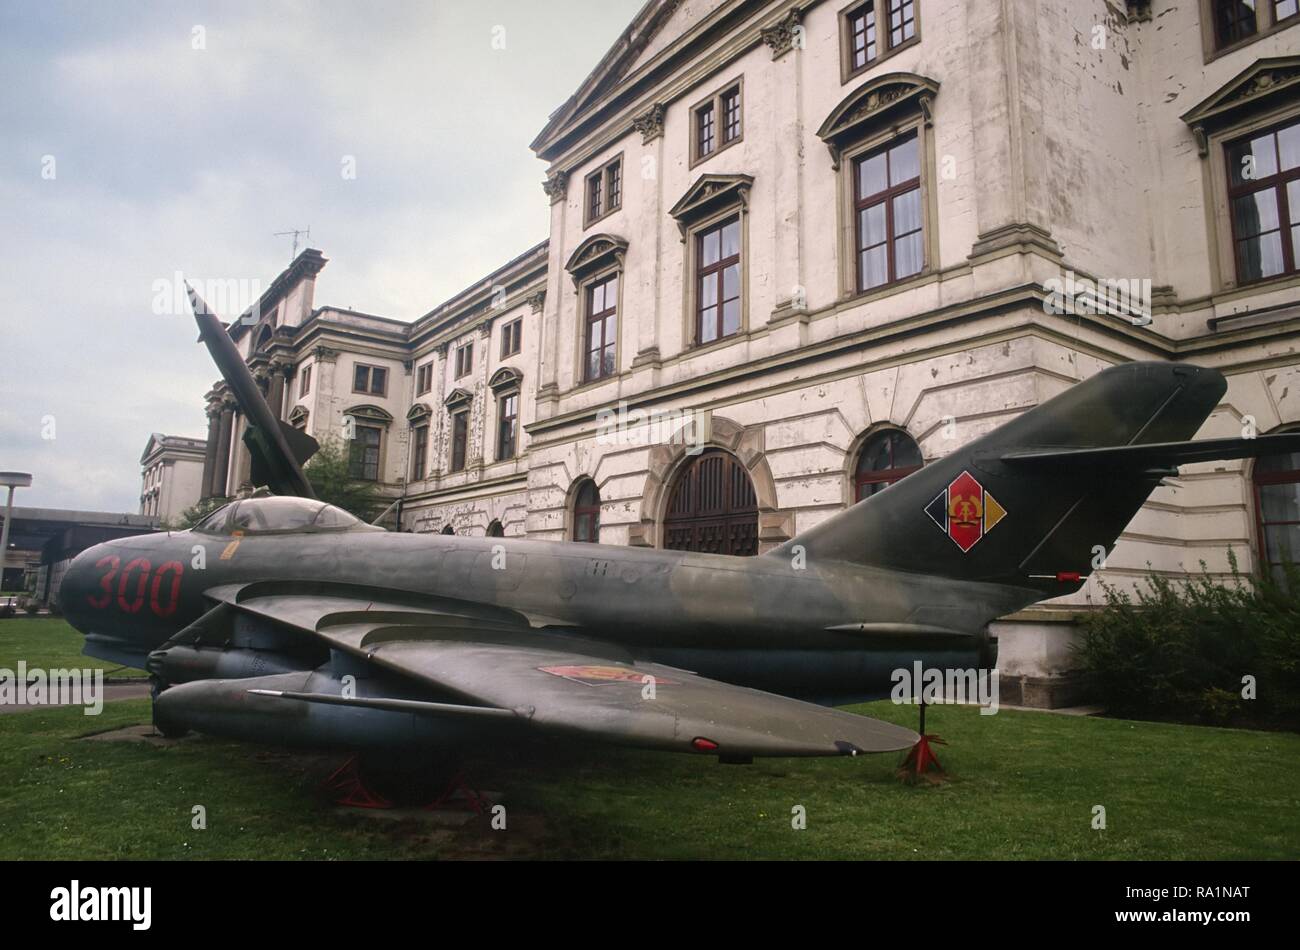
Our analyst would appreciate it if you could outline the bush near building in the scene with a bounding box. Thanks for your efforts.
[1076,554,1300,730]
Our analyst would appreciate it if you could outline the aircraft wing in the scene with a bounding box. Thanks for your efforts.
[200,582,919,757]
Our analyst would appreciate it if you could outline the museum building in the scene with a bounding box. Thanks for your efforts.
[177,0,1300,705]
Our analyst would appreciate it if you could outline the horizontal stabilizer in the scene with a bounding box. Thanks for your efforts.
[1002,432,1300,470]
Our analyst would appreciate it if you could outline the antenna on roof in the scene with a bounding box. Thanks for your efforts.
[273,227,311,262]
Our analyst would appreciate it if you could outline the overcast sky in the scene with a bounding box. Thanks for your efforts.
[0,0,644,511]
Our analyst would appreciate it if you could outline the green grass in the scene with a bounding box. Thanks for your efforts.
[1,622,1297,860]
[0,616,144,678]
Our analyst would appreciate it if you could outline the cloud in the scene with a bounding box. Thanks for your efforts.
[0,0,642,510]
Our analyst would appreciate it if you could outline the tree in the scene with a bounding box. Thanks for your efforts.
[304,436,384,522]
[163,495,229,531]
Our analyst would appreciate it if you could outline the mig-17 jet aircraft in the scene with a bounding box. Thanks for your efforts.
[58,286,1300,774]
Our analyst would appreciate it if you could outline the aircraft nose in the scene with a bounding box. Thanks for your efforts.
[59,542,113,630]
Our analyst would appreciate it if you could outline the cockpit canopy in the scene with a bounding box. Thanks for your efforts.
[191,497,381,535]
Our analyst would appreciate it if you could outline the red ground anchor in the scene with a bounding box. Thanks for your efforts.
[425,769,488,816]
[897,734,947,784]
[321,755,393,809]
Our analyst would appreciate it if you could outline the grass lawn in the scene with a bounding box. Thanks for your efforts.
[0,622,1297,860]
[0,616,144,678]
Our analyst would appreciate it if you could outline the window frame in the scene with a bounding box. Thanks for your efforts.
[496,390,519,461]
[500,317,522,358]
[851,130,925,294]
[410,423,429,481]
[352,363,388,397]
[1223,116,1300,284]
[572,479,601,543]
[582,269,621,384]
[835,115,937,301]
[415,361,433,396]
[852,428,923,503]
[449,409,469,473]
[348,424,382,481]
[299,364,312,397]
[840,0,920,84]
[1199,0,1299,61]
[1252,429,1300,581]
[690,77,744,168]
[454,341,474,379]
[693,214,744,347]
[1201,105,1300,293]
[583,154,624,228]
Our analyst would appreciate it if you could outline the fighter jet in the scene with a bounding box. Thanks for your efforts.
[59,287,1300,772]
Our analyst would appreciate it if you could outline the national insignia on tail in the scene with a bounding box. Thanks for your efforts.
[923,470,1006,553]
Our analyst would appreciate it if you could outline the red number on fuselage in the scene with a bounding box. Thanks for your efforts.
[87,556,120,609]
[116,558,151,614]
[149,561,184,618]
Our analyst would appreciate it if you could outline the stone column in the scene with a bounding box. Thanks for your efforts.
[200,401,220,500]
[267,360,287,420]
[213,399,234,498]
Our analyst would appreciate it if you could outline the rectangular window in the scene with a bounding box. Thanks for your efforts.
[450,411,468,472]
[692,80,741,164]
[843,0,918,80]
[411,424,428,480]
[584,156,623,226]
[584,274,618,382]
[1213,0,1259,47]
[348,425,381,481]
[352,364,387,396]
[852,132,923,292]
[1226,118,1300,283]
[500,318,522,358]
[454,341,473,379]
[1279,0,1300,23]
[299,364,312,397]
[416,362,433,395]
[497,392,518,461]
[695,216,742,345]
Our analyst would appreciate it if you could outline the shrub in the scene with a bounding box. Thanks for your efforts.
[1075,552,1300,729]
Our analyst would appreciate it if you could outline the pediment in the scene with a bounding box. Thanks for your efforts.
[531,0,700,157]
[287,405,309,425]
[817,72,939,168]
[668,174,754,235]
[489,366,523,391]
[407,402,432,422]
[1180,56,1300,150]
[444,387,473,410]
[343,404,393,423]
[565,233,628,282]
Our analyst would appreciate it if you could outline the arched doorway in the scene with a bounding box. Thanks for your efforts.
[854,429,922,502]
[1253,433,1300,583]
[663,448,758,556]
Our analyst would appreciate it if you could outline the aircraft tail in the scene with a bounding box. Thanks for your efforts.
[769,361,1300,596]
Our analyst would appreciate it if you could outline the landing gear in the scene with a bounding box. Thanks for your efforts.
[149,676,189,739]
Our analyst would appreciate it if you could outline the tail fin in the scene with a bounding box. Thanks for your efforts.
[770,362,1299,595]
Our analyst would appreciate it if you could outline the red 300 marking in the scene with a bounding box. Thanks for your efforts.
[90,556,184,619]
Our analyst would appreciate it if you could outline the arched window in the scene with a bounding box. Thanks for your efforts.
[486,520,505,538]
[854,429,922,502]
[573,479,600,543]
[441,524,455,536]
[663,448,758,556]
[1254,436,1300,582]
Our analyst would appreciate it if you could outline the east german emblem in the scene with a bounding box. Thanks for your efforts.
[924,470,1006,552]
